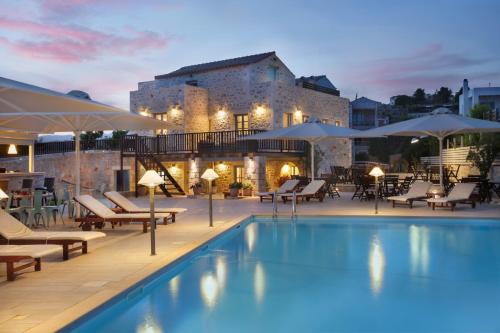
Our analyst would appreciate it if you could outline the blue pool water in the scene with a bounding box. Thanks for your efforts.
[67,217,500,332]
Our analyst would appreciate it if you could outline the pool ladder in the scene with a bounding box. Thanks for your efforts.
[272,190,297,219]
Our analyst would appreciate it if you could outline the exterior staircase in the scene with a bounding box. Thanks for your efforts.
[136,154,185,197]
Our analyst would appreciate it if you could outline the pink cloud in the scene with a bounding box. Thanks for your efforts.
[0,16,169,62]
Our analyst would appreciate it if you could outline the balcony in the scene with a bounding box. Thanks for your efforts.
[121,130,308,157]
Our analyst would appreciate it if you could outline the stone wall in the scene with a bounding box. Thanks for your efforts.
[0,151,135,193]
[265,158,304,191]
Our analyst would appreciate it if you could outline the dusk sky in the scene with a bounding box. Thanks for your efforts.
[1,0,499,109]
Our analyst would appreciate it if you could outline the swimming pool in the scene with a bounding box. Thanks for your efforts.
[66,216,500,332]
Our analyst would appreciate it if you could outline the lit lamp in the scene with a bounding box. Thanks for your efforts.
[201,168,219,227]
[369,166,385,214]
[7,144,17,155]
[0,188,8,200]
[138,170,165,255]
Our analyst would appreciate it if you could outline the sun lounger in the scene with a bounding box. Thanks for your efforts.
[0,244,60,281]
[74,195,172,233]
[387,181,432,208]
[0,209,105,260]
[104,191,186,222]
[279,180,326,203]
[256,179,300,202]
[427,183,477,211]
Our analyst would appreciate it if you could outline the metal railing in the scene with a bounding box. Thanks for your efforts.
[0,139,119,158]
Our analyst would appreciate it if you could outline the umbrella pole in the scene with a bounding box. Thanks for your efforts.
[310,141,315,181]
[438,136,443,189]
[75,131,81,218]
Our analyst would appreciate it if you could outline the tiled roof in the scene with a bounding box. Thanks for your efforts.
[351,96,382,109]
[155,51,276,79]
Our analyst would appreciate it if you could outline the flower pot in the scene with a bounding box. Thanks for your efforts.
[229,188,239,197]
[243,188,252,196]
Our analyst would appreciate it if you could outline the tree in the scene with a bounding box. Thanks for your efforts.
[80,131,103,141]
[413,88,426,105]
[453,87,463,105]
[111,130,129,147]
[466,104,500,177]
[394,95,413,107]
[433,87,452,104]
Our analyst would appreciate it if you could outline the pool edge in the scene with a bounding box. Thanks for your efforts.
[26,214,252,333]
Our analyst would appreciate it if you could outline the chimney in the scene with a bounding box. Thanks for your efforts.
[462,79,470,116]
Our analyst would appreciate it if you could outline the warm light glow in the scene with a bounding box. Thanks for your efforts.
[294,109,303,123]
[138,170,165,187]
[216,257,227,289]
[369,166,384,178]
[171,105,181,116]
[409,225,429,276]
[169,275,180,300]
[7,144,17,155]
[0,188,8,200]
[200,273,218,308]
[136,315,161,333]
[169,164,179,174]
[245,223,256,253]
[280,162,299,177]
[369,236,385,295]
[216,162,228,172]
[281,163,290,176]
[255,105,265,116]
[254,262,265,304]
[216,108,226,119]
[201,168,219,181]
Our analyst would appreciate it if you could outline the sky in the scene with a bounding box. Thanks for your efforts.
[1,0,499,109]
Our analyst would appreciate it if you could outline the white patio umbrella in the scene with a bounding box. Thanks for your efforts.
[0,111,165,199]
[240,117,360,180]
[351,109,500,187]
[0,77,166,200]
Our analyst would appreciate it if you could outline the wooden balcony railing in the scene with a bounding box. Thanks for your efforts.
[121,130,308,156]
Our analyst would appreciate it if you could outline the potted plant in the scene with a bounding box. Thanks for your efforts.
[190,182,202,196]
[228,182,242,198]
[242,182,253,196]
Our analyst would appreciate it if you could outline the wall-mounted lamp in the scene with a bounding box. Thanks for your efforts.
[7,144,17,155]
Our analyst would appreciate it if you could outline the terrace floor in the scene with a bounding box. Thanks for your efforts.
[1,194,499,333]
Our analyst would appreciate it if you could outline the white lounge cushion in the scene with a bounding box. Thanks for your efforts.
[280,180,325,197]
[257,179,300,196]
[388,182,432,201]
[0,209,105,241]
[0,244,61,257]
[427,183,476,203]
[104,191,186,214]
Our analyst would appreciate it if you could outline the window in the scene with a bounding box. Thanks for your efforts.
[154,113,168,135]
[267,66,279,81]
[335,120,341,127]
[235,114,249,131]
[234,166,244,183]
[283,113,293,128]
[302,115,310,123]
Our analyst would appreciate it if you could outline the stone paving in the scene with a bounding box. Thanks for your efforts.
[0,194,499,332]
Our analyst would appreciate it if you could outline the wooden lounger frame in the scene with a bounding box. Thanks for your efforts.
[0,237,86,260]
[430,199,476,211]
[74,197,168,233]
[389,197,427,208]
[104,195,178,223]
[0,255,42,281]
[281,191,326,203]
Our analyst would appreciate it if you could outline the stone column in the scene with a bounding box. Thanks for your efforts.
[250,156,266,193]
[188,157,201,193]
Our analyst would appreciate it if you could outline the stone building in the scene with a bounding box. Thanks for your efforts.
[129,51,351,194]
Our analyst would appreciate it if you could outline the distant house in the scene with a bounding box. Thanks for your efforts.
[129,52,351,194]
[350,96,382,157]
[460,79,500,120]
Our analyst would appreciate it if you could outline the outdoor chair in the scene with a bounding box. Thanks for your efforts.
[387,181,432,208]
[24,190,49,228]
[399,176,413,194]
[74,195,173,233]
[256,179,300,202]
[382,175,400,197]
[4,193,26,223]
[0,244,61,281]
[279,180,326,203]
[0,209,105,260]
[325,175,341,198]
[61,183,75,218]
[104,191,186,222]
[427,183,477,211]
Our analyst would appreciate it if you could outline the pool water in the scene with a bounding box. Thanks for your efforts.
[68,217,500,332]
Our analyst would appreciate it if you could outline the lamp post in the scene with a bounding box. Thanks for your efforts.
[138,170,165,256]
[369,166,385,214]
[201,168,219,227]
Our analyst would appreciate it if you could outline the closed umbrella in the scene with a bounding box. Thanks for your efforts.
[240,117,360,180]
[351,108,500,187]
